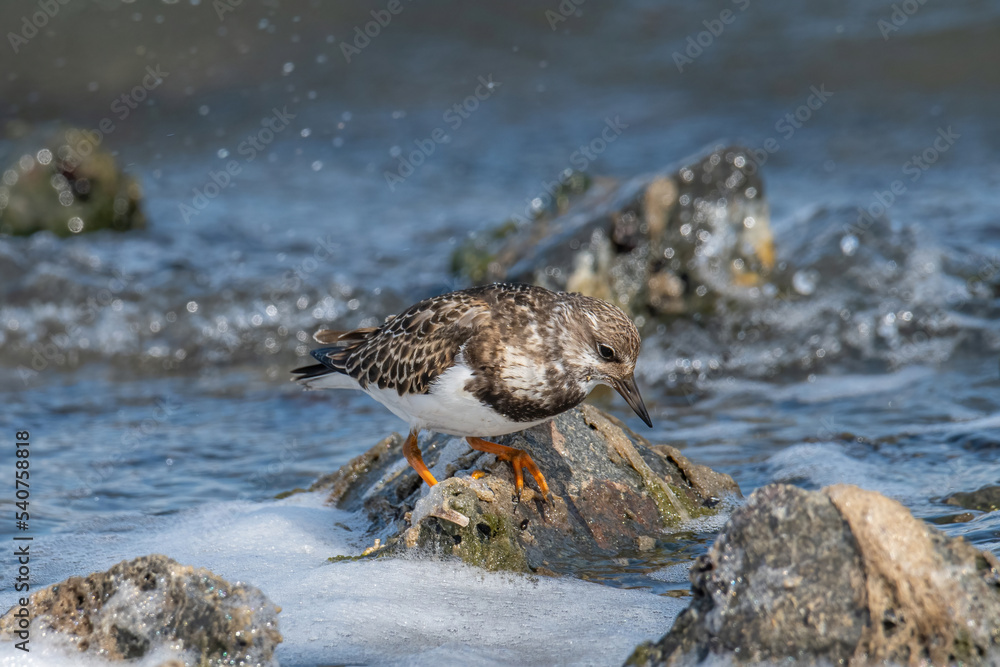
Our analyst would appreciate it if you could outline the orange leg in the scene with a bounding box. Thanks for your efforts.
[403,430,438,487]
[466,436,550,499]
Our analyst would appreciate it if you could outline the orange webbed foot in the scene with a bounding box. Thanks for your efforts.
[465,436,551,500]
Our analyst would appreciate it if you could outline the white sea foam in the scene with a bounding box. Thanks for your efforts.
[0,492,684,666]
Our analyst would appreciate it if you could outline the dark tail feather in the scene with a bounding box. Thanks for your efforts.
[290,363,334,380]
[289,345,348,380]
[294,326,372,381]
[309,346,353,372]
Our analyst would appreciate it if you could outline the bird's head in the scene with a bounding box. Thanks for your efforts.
[563,296,652,427]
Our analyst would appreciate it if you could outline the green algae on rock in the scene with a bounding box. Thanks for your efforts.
[315,404,740,576]
[0,124,146,237]
[944,484,1000,513]
[406,478,531,572]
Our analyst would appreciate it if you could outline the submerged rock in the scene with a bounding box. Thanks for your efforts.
[313,404,740,575]
[0,554,281,665]
[452,144,774,317]
[627,484,1000,666]
[945,484,1000,513]
[0,123,146,236]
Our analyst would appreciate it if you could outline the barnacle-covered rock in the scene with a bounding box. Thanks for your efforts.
[314,404,740,575]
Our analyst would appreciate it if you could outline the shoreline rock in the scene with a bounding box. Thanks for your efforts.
[313,404,741,575]
[944,484,1000,513]
[627,484,1000,666]
[0,123,146,237]
[451,144,774,318]
[0,554,281,665]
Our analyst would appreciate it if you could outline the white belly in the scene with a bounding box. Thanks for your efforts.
[363,362,547,436]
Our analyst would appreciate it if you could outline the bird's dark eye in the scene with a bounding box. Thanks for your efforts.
[597,343,616,361]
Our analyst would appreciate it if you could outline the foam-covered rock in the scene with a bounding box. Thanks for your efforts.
[0,554,281,665]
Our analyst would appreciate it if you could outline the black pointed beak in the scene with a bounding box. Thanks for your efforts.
[611,374,652,427]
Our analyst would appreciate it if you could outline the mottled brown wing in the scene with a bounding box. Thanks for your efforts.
[313,291,491,395]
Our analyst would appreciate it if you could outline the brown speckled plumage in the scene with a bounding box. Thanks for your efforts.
[291,283,647,425]
[302,288,489,396]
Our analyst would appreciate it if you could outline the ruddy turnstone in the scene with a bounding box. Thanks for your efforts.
[291,283,651,497]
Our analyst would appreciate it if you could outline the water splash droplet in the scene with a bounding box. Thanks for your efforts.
[840,234,859,256]
[792,269,819,296]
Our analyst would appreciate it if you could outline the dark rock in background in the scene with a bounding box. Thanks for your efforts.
[627,484,1000,666]
[945,484,1000,513]
[0,554,281,664]
[452,144,774,317]
[313,404,741,575]
[0,122,146,236]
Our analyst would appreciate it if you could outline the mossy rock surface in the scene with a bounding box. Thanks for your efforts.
[1,123,146,236]
[314,404,740,576]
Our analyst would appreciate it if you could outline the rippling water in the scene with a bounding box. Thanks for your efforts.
[1,0,999,663]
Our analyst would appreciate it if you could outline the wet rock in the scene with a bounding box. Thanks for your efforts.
[313,404,741,575]
[0,122,146,236]
[627,484,1000,666]
[0,554,281,664]
[945,484,1000,512]
[452,144,773,317]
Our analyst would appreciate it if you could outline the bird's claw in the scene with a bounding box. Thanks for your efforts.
[465,436,551,501]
